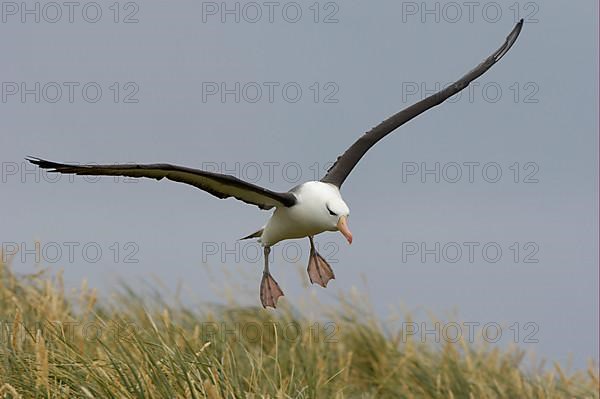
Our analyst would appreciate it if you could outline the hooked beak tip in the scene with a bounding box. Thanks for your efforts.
[337,216,353,245]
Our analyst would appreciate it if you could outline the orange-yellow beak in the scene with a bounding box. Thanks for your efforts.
[337,215,353,244]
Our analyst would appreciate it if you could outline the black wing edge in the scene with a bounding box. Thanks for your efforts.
[26,157,96,173]
[26,157,297,210]
[321,19,524,188]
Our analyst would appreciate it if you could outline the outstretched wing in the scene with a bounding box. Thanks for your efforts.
[321,20,524,188]
[27,158,297,210]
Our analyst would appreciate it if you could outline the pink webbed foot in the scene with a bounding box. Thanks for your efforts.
[307,249,335,288]
[260,272,284,308]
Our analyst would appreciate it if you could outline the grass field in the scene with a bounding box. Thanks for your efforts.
[0,258,598,398]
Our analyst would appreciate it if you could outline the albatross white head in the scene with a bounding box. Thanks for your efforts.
[323,192,353,244]
[258,181,352,247]
[293,181,353,244]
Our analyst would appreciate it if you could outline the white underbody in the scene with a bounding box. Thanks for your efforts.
[258,181,348,247]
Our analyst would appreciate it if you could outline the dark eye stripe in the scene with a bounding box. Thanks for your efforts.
[326,205,337,216]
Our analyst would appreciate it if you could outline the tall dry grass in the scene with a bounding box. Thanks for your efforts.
[0,257,598,398]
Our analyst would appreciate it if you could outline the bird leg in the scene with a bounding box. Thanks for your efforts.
[260,246,284,308]
[307,236,335,288]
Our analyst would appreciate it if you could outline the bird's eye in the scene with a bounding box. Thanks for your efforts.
[326,205,337,216]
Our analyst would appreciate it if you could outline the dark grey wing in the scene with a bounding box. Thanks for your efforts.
[27,158,297,210]
[321,20,524,188]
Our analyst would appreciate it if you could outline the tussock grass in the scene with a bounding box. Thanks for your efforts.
[0,258,598,398]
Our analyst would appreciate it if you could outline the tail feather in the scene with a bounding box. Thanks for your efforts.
[240,228,263,241]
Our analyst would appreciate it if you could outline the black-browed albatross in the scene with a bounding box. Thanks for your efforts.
[28,20,523,308]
